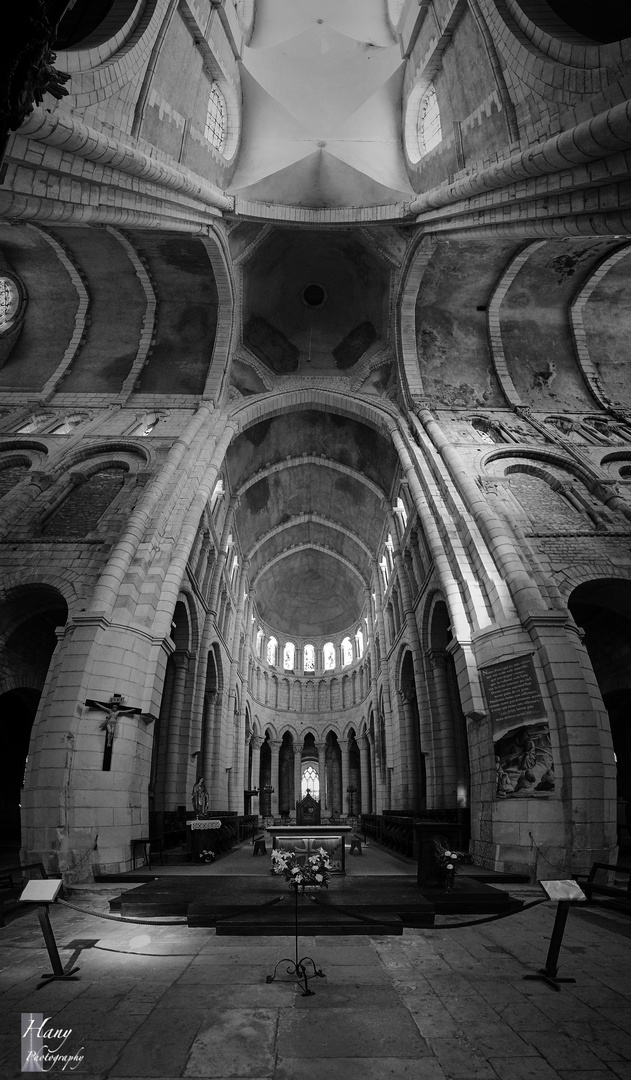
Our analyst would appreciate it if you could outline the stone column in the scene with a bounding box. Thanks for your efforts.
[316,741,326,808]
[249,734,262,817]
[163,650,191,810]
[293,743,302,818]
[207,497,238,619]
[426,649,458,808]
[269,740,281,818]
[358,733,371,814]
[372,560,395,807]
[340,738,350,818]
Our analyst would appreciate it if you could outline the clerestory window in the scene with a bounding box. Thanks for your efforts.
[205,83,227,152]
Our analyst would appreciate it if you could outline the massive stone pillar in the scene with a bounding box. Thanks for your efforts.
[293,742,303,818]
[358,732,371,814]
[249,734,262,817]
[163,650,192,810]
[426,649,458,809]
[270,740,281,817]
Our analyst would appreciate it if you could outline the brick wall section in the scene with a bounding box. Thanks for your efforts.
[0,464,29,499]
[42,468,126,537]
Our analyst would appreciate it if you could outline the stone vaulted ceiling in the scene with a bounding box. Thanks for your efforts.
[226,411,398,637]
[231,0,414,207]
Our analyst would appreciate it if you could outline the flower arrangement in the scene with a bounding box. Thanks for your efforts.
[270,847,332,890]
[432,839,463,891]
[199,849,215,864]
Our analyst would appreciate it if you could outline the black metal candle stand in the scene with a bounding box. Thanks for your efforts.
[266,883,325,996]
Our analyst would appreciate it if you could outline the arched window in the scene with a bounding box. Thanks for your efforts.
[417,84,441,156]
[256,628,264,657]
[50,414,86,435]
[16,413,54,434]
[230,555,239,587]
[267,636,278,667]
[385,534,395,571]
[302,764,319,800]
[205,83,227,152]
[355,627,364,658]
[323,642,335,670]
[211,478,225,511]
[341,637,353,667]
[395,497,408,529]
[283,641,295,671]
[130,413,160,436]
[303,644,315,672]
[379,556,389,587]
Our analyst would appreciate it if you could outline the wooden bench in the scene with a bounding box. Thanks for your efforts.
[578,863,631,911]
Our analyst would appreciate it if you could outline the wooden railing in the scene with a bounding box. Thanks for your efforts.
[360,810,470,861]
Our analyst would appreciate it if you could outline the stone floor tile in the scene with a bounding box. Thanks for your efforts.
[275,1059,448,1080]
[426,1036,498,1078]
[183,1007,278,1077]
[108,1009,207,1076]
[609,1065,631,1080]
[176,963,273,984]
[292,984,401,1008]
[487,1057,563,1080]
[520,1031,608,1071]
[277,1005,431,1058]
[158,982,294,1008]
[313,945,384,966]
[465,1022,541,1057]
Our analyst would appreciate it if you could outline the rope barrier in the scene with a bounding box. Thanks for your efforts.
[58,899,187,925]
[55,893,547,932]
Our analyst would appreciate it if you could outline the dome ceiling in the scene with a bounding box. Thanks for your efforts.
[241,227,390,375]
[226,410,398,637]
[230,0,414,208]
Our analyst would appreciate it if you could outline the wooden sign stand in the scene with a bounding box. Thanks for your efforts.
[20,880,81,985]
[523,880,586,992]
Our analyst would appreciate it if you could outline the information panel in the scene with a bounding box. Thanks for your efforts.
[481,654,545,726]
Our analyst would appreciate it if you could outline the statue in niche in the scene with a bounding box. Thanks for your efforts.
[192,776,209,817]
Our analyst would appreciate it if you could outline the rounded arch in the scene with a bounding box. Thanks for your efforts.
[54,439,154,475]
[0,584,69,848]
[482,446,595,486]
[227,387,399,441]
[0,439,48,463]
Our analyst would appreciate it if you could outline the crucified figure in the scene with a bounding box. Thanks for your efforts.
[85,697,141,748]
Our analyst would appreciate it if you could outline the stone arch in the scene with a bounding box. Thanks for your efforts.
[568,579,629,845]
[426,599,469,812]
[1,583,68,848]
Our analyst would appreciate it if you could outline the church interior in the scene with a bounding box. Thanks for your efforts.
[1,0,631,914]
[2,1,631,1077]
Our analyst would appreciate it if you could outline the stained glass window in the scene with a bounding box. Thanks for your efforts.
[303,644,315,671]
[341,637,353,667]
[283,641,295,670]
[323,642,335,670]
[302,764,319,799]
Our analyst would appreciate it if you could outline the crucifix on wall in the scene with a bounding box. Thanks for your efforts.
[85,694,141,770]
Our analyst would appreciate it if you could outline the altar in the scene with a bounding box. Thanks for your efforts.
[267,825,352,874]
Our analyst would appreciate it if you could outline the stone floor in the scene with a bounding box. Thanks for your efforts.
[1,864,630,1079]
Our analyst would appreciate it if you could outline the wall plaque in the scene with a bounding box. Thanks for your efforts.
[482,656,555,798]
[481,654,545,726]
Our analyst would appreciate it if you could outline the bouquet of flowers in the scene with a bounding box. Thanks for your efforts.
[270,847,332,890]
[432,840,462,891]
[199,849,215,864]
